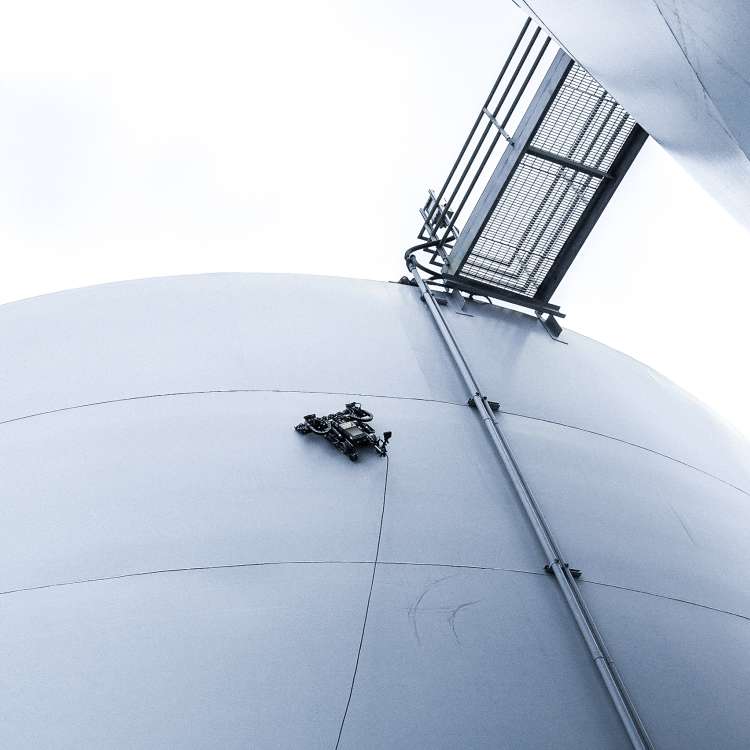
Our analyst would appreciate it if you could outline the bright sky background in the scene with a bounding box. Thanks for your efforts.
[1,0,748,436]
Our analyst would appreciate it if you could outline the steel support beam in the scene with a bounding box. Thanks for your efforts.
[482,107,514,143]
[441,275,565,317]
[525,145,612,179]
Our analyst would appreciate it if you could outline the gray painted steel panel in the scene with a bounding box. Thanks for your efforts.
[444,294,750,493]
[374,401,544,571]
[0,393,385,592]
[502,413,750,619]
[0,273,466,421]
[0,392,542,593]
[584,583,750,750]
[2,273,750,747]
[521,0,750,229]
[0,564,371,749]
[338,564,630,749]
[2,274,748,493]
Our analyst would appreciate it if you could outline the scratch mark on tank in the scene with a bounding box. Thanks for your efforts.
[447,600,482,645]
[408,572,464,645]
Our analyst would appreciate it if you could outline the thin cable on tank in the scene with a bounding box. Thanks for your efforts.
[334,453,389,749]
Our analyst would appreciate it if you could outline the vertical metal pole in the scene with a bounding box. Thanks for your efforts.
[439,35,552,247]
[420,17,533,237]
[406,258,654,750]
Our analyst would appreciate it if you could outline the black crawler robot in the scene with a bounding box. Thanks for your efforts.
[295,402,391,461]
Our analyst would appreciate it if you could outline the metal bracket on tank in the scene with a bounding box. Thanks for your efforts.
[545,561,582,579]
[536,310,564,339]
[468,395,500,412]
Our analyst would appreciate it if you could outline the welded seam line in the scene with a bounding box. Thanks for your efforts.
[500,409,750,499]
[0,560,373,597]
[334,454,389,750]
[651,0,750,156]
[380,560,544,577]
[5,389,746,500]
[580,577,750,624]
[0,560,540,598]
[0,389,465,428]
[3,558,748,625]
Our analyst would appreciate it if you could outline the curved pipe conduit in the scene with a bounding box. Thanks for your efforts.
[406,254,654,750]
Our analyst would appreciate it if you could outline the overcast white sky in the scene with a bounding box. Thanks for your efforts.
[1,0,749,437]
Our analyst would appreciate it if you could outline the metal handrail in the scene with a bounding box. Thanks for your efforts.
[419,18,552,261]
[419,18,532,244]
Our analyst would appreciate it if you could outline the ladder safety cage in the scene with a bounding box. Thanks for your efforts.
[414,18,648,316]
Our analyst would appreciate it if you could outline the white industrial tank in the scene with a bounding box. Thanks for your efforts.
[1,272,749,749]
[520,0,750,230]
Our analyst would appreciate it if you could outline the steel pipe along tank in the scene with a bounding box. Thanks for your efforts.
[2,272,749,749]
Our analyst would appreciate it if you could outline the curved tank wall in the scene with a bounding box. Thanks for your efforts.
[1,272,749,749]
[519,0,750,231]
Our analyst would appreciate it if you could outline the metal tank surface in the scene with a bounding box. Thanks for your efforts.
[2,272,750,748]
[519,0,750,230]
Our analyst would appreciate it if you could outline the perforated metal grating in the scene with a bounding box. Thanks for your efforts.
[531,64,636,172]
[456,62,638,298]
[462,153,601,293]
